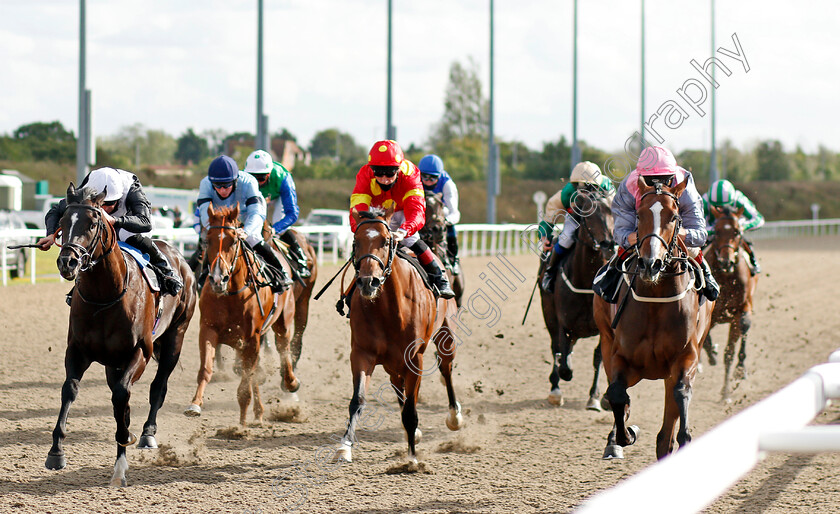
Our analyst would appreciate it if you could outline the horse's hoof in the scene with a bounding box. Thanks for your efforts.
[547,388,564,406]
[734,366,747,380]
[45,453,66,470]
[585,397,603,412]
[627,425,640,445]
[286,378,301,393]
[119,433,137,447]
[697,362,704,374]
[184,404,202,417]
[600,395,612,412]
[137,435,158,449]
[334,444,352,463]
[602,444,624,459]
[446,404,464,431]
[109,476,128,487]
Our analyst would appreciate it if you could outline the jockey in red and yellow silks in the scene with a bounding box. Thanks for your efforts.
[348,140,455,299]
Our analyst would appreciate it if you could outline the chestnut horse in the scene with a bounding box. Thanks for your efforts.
[335,208,463,463]
[704,206,759,402]
[419,193,465,306]
[46,184,196,486]
[184,204,299,425]
[593,177,714,460]
[539,196,615,409]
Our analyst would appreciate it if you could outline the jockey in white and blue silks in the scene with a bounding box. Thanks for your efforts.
[196,155,292,292]
[418,154,461,272]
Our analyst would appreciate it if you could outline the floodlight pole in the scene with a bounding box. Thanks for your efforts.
[710,0,719,184]
[256,0,267,151]
[76,0,88,183]
[486,0,498,224]
[386,0,396,140]
[641,0,646,146]
[571,0,580,169]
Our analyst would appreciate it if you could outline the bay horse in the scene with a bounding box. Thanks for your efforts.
[539,195,615,409]
[335,207,463,463]
[704,206,759,402]
[184,204,299,425]
[593,177,714,460]
[419,193,465,307]
[46,184,196,486]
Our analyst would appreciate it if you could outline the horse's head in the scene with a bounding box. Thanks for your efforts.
[711,205,744,273]
[420,193,447,246]
[636,175,686,283]
[204,203,243,295]
[56,182,111,280]
[573,190,616,262]
[351,206,395,300]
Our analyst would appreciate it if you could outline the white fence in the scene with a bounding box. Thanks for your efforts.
[1,218,839,285]
[576,348,840,513]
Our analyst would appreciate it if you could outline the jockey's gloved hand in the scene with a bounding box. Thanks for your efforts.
[393,228,408,242]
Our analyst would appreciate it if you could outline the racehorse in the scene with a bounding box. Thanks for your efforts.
[184,204,298,425]
[419,193,465,306]
[335,207,463,463]
[593,177,714,460]
[46,184,196,486]
[704,206,758,402]
[539,196,615,409]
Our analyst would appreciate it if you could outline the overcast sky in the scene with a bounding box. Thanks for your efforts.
[2,0,838,155]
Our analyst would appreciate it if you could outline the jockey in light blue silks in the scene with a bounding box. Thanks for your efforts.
[418,154,462,275]
[197,155,292,292]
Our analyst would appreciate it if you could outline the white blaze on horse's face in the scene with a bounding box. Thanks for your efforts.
[68,212,80,242]
[649,201,664,259]
[365,228,380,240]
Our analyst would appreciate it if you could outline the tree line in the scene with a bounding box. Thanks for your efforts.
[2,61,839,187]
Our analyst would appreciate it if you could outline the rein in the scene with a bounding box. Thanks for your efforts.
[636,186,688,270]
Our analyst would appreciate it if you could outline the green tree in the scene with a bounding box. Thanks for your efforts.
[275,128,297,143]
[522,136,571,180]
[99,124,177,170]
[755,140,792,181]
[677,149,710,186]
[12,121,76,163]
[429,59,488,146]
[175,128,209,165]
[308,128,364,165]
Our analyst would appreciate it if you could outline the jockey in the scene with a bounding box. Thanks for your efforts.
[703,179,764,274]
[197,155,292,293]
[36,167,184,303]
[244,150,311,279]
[350,140,455,299]
[539,161,615,293]
[417,154,461,274]
[595,146,719,302]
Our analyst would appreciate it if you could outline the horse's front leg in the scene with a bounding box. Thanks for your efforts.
[336,351,375,463]
[46,346,92,470]
[586,345,603,411]
[185,326,218,416]
[273,302,300,393]
[721,320,743,403]
[546,323,566,405]
[670,369,695,458]
[603,374,638,459]
[657,374,682,459]
[106,349,147,487]
[141,326,184,448]
[735,312,751,380]
[402,356,424,464]
[238,341,261,425]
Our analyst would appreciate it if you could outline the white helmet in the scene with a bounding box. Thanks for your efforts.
[244,150,273,175]
[86,167,125,201]
[570,161,602,185]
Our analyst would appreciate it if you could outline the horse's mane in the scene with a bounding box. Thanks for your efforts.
[359,207,386,220]
[210,205,239,218]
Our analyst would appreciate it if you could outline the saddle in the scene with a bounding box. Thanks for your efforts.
[119,242,161,293]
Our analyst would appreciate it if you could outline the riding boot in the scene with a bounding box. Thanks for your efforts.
[422,260,456,299]
[446,234,461,275]
[129,235,183,296]
[281,233,311,279]
[254,241,293,293]
[700,259,720,302]
[540,247,565,294]
[593,249,629,304]
[65,287,75,306]
[744,240,761,275]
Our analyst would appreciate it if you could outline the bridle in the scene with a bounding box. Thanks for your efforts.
[635,184,686,270]
[711,213,743,267]
[60,204,115,272]
[353,218,396,279]
[577,203,616,253]
[207,222,248,295]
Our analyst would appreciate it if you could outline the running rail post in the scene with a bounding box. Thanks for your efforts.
[576,351,840,514]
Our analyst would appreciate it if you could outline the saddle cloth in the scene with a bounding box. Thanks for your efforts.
[118,242,161,292]
[395,247,435,294]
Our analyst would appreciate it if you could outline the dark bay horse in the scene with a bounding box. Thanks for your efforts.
[46,184,196,486]
[335,207,463,463]
[704,206,759,402]
[593,177,714,460]
[539,196,615,409]
[419,193,465,306]
[184,204,298,425]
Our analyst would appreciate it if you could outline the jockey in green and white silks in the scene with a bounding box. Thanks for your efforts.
[538,161,615,293]
[702,179,763,274]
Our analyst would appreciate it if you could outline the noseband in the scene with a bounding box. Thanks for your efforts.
[712,215,742,265]
[61,204,115,271]
[353,218,396,278]
[636,185,685,267]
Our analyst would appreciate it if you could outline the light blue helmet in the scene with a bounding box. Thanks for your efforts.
[418,154,445,176]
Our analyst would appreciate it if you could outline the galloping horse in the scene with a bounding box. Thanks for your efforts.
[419,193,465,306]
[336,208,463,463]
[46,184,196,486]
[593,177,714,459]
[704,206,759,402]
[539,196,615,409]
[185,204,298,425]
